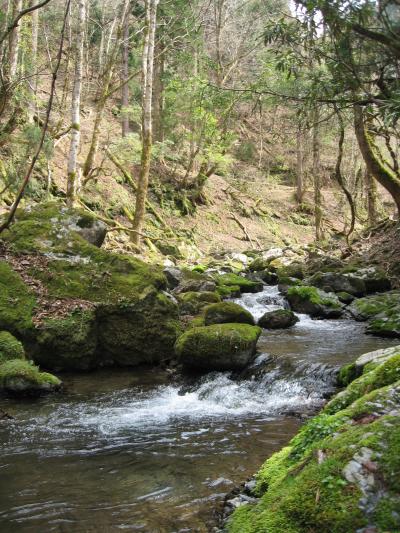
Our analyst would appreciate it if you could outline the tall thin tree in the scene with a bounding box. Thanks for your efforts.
[131,0,159,247]
[67,0,86,205]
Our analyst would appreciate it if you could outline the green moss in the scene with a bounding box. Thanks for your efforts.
[178,291,221,315]
[192,264,207,273]
[325,353,400,414]
[337,363,359,387]
[0,261,36,337]
[215,273,261,292]
[248,257,271,272]
[0,331,25,363]
[203,302,254,326]
[35,309,98,371]
[287,285,340,309]
[175,323,261,370]
[216,284,241,298]
[0,359,61,391]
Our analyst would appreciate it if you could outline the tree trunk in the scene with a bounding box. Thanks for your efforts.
[296,125,304,204]
[121,8,130,137]
[67,0,86,205]
[152,39,164,142]
[8,0,23,79]
[364,169,379,226]
[312,107,323,241]
[354,104,400,216]
[131,0,159,247]
[27,0,39,122]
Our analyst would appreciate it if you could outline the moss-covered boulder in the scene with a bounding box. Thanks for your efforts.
[226,351,400,533]
[0,359,61,396]
[215,273,263,294]
[0,203,181,370]
[203,302,255,326]
[175,323,262,371]
[177,291,221,315]
[248,257,271,272]
[308,271,366,297]
[0,331,25,363]
[349,291,400,338]
[287,286,344,318]
[258,309,299,329]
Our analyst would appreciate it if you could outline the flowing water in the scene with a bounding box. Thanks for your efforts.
[0,286,398,533]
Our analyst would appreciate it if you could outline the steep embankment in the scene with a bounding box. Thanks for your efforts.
[225,346,400,533]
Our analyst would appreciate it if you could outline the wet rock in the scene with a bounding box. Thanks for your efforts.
[203,302,255,326]
[286,285,344,318]
[175,323,262,371]
[258,309,299,329]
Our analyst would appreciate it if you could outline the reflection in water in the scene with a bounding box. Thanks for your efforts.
[0,286,397,532]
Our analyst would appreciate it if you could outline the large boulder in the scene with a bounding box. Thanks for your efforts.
[258,309,299,329]
[203,302,255,326]
[0,203,181,371]
[308,271,366,297]
[287,285,344,318]
[0,359,61,396]
[175,323,261,371]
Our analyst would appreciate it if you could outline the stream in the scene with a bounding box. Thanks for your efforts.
[0,286,398,533]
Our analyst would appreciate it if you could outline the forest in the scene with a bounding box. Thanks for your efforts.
[0,1,399,532]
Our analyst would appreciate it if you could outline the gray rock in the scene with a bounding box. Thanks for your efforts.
[258,309,299,329]
[163,267,183,289]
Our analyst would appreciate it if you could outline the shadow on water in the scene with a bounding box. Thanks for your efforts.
[0,286,398,532]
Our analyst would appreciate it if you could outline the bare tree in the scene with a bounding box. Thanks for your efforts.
[131,0,159,247]
[67,0,86,205]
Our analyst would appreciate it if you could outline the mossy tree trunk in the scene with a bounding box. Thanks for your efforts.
[364,169,379,226]
[131,0,159,247]
[67,0,86,206]
[354,104,400,217]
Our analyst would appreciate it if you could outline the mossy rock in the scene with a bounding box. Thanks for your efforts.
[308,271,366,297]
[227,352,400,533]
[0,331,25,364]
[203,302,255,326]
[178,291,221,315]
[1,201,106,253]
[0,359,61,396]
[336,291,354,304]
[0,204,181,370]
[97,289,181,366]
[275,262,305,281]
[216,284,241,298]
[215,273,263,294]
[34,309,98,371]
[175,323,261,371]
[248,257,271,272]
[258,309,298,329]
[349,292,400,338]
[287,285,343,318]
[0,261,36,339]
